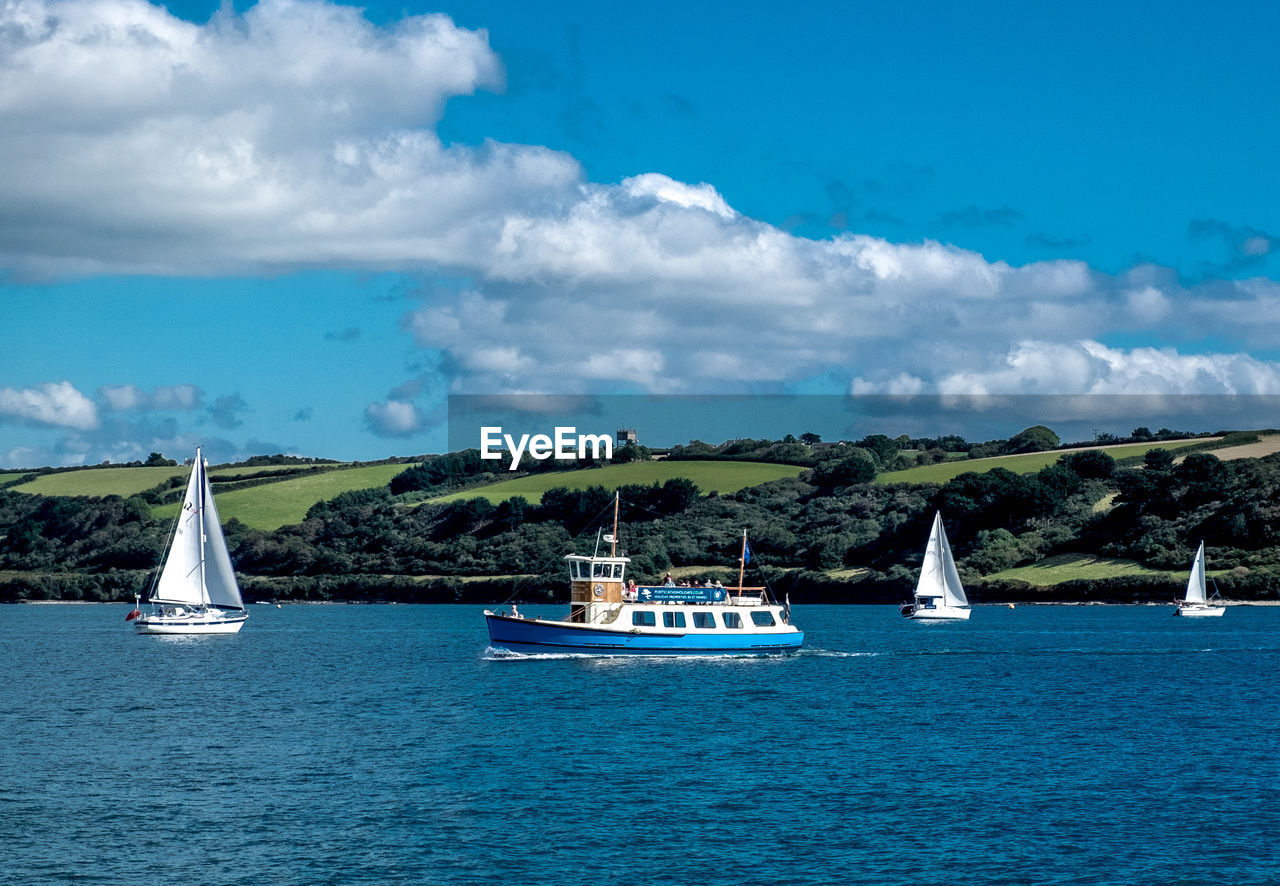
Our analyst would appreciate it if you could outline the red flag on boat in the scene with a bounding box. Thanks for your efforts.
[125,609,141,621]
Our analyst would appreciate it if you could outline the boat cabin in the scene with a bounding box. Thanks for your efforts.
[565,554,629,621]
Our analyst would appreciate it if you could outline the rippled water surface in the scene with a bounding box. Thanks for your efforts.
[2,603,1278,885]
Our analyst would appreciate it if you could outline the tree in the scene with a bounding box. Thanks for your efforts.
[858,434,899,465]
[1058,449,1116,479]
[612,442,651,464]
[811,449,878,487]
[800,432,822,445]
[1008,425,1060,453]
[144,452,175,466]
[1143,448,1175,473]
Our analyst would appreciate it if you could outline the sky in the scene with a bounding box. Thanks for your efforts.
[3,0,1280,466]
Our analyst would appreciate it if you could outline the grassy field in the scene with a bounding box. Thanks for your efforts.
[154,463,416,530]
[877,439,1209,485]
[12,466,190,497]
[9,463,330,498]
[0,472,29,486]
[208,465,331,478]
[980,553,1180,585]
[432,460,807,505]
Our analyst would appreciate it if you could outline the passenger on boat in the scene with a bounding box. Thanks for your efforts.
[663,573,675,586]
[624,580,638,601]
[510,604,521,619]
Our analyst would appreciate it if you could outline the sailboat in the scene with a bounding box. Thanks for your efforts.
[128,447,248,635]
[1173,541,1225,618]
[901,511,971,621]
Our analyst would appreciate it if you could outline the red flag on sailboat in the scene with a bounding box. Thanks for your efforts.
[125,609,141,621]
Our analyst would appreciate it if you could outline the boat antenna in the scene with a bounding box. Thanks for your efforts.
[611,491,620,557]
[737,528,747,593]
[592,528,602,558]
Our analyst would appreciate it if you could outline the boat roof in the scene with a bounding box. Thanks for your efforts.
[564,553,631,564]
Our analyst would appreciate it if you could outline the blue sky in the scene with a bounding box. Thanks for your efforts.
[3,0,1280,466]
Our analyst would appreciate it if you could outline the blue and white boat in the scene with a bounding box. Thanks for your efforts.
[485,512,802,656]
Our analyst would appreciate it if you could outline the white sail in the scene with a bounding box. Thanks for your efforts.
[1184,542,1207,606]
[201,469,244,610]
[150,450,244,610]
[152,457,207,606]
[915,512,969,608]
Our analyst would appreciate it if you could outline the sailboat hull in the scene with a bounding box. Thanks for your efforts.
[134,611,248,635]
[905,605,971,621]
[1173,605,1225,618]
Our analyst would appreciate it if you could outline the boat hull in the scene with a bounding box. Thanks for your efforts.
[486,614,803,655]
[904,605,971,621]
[134,611,248,635]
[1173,605,1225,618]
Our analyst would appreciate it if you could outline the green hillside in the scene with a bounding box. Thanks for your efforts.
[154,463,416,530]
[979,553,1182,585]
[9,463,327,498]
[877,439,1207,485]
[432,460,806,505]
[13,466,188,497]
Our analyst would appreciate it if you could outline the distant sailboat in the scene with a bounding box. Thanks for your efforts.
[129,447,248,635]
[901,512,971,621]
[1173,542,1225,618]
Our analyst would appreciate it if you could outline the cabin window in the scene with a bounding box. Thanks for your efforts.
[723,612,743,629]
[750,611,775,627]
[632,611,656,627]
[570,562,581,580]
[612,564,624,579]
[593,563,607,578]
[663,612,686,628]
[692,612,717,629]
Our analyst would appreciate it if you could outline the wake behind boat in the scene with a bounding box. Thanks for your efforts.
[901,511,971,621]
[485,498,802,655]
[127,447,248,635]
[1173,541,1225,618]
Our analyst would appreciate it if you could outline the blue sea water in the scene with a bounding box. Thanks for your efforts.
[1,603,1278,885]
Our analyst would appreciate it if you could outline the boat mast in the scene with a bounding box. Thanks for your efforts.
[610,491,620,557]
[197,448,209,608]
[737,528,747,592]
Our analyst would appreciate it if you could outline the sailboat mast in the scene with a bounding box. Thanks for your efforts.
[197,448,209,608]
[610,491,619,557]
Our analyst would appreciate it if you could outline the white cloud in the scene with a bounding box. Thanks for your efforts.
[622,173,736,218]
[4,0,1280,414]
[2,446,44,470]
[0,381,99,429]
[365,400,423,437]
[933,341,1280,396]
[0,0,530,275]
[99,383,201,411]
